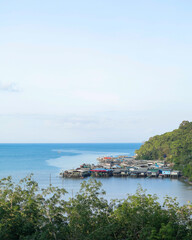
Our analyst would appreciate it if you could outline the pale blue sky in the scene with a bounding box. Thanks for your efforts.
[0,0,192,143]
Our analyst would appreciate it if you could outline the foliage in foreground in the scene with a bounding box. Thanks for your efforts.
[0,175,191,240]
[135,120,192,180]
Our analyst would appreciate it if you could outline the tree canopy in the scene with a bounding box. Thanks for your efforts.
[135,121,192,181]
[0,175,191,240]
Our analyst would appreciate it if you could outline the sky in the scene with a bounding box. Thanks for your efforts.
[0,0,192,143]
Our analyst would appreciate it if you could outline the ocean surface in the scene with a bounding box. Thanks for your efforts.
[0,143,191,205]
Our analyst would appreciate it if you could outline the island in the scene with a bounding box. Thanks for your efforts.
[135,120,192,182]
[60,121,192,182]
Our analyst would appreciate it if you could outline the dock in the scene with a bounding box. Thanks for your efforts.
[60,155,181,179]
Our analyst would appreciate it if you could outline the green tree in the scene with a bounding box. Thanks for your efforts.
[135,121,192,179]
[0,176,191,240]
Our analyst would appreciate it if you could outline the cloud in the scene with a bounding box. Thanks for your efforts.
[0,82,20,92]
[0,113,114,129]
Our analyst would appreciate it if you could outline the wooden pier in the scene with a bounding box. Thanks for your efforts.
[60,155,181,179]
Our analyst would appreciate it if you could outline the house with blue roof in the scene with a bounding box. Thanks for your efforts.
[160,168,172,176]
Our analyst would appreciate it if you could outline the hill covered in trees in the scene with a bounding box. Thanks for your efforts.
[135,120,192,180]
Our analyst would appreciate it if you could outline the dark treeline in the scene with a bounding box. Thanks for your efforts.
[0,175,191,240]
[135,121,192,181]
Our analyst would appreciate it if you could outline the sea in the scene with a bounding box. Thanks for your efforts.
[0,143,191,205]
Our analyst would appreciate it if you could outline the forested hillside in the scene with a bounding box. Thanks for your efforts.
[135,121,192,180]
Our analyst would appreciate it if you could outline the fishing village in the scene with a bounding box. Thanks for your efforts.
[60,155,181,179]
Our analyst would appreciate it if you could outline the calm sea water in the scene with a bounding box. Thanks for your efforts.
[0,143,191,205]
